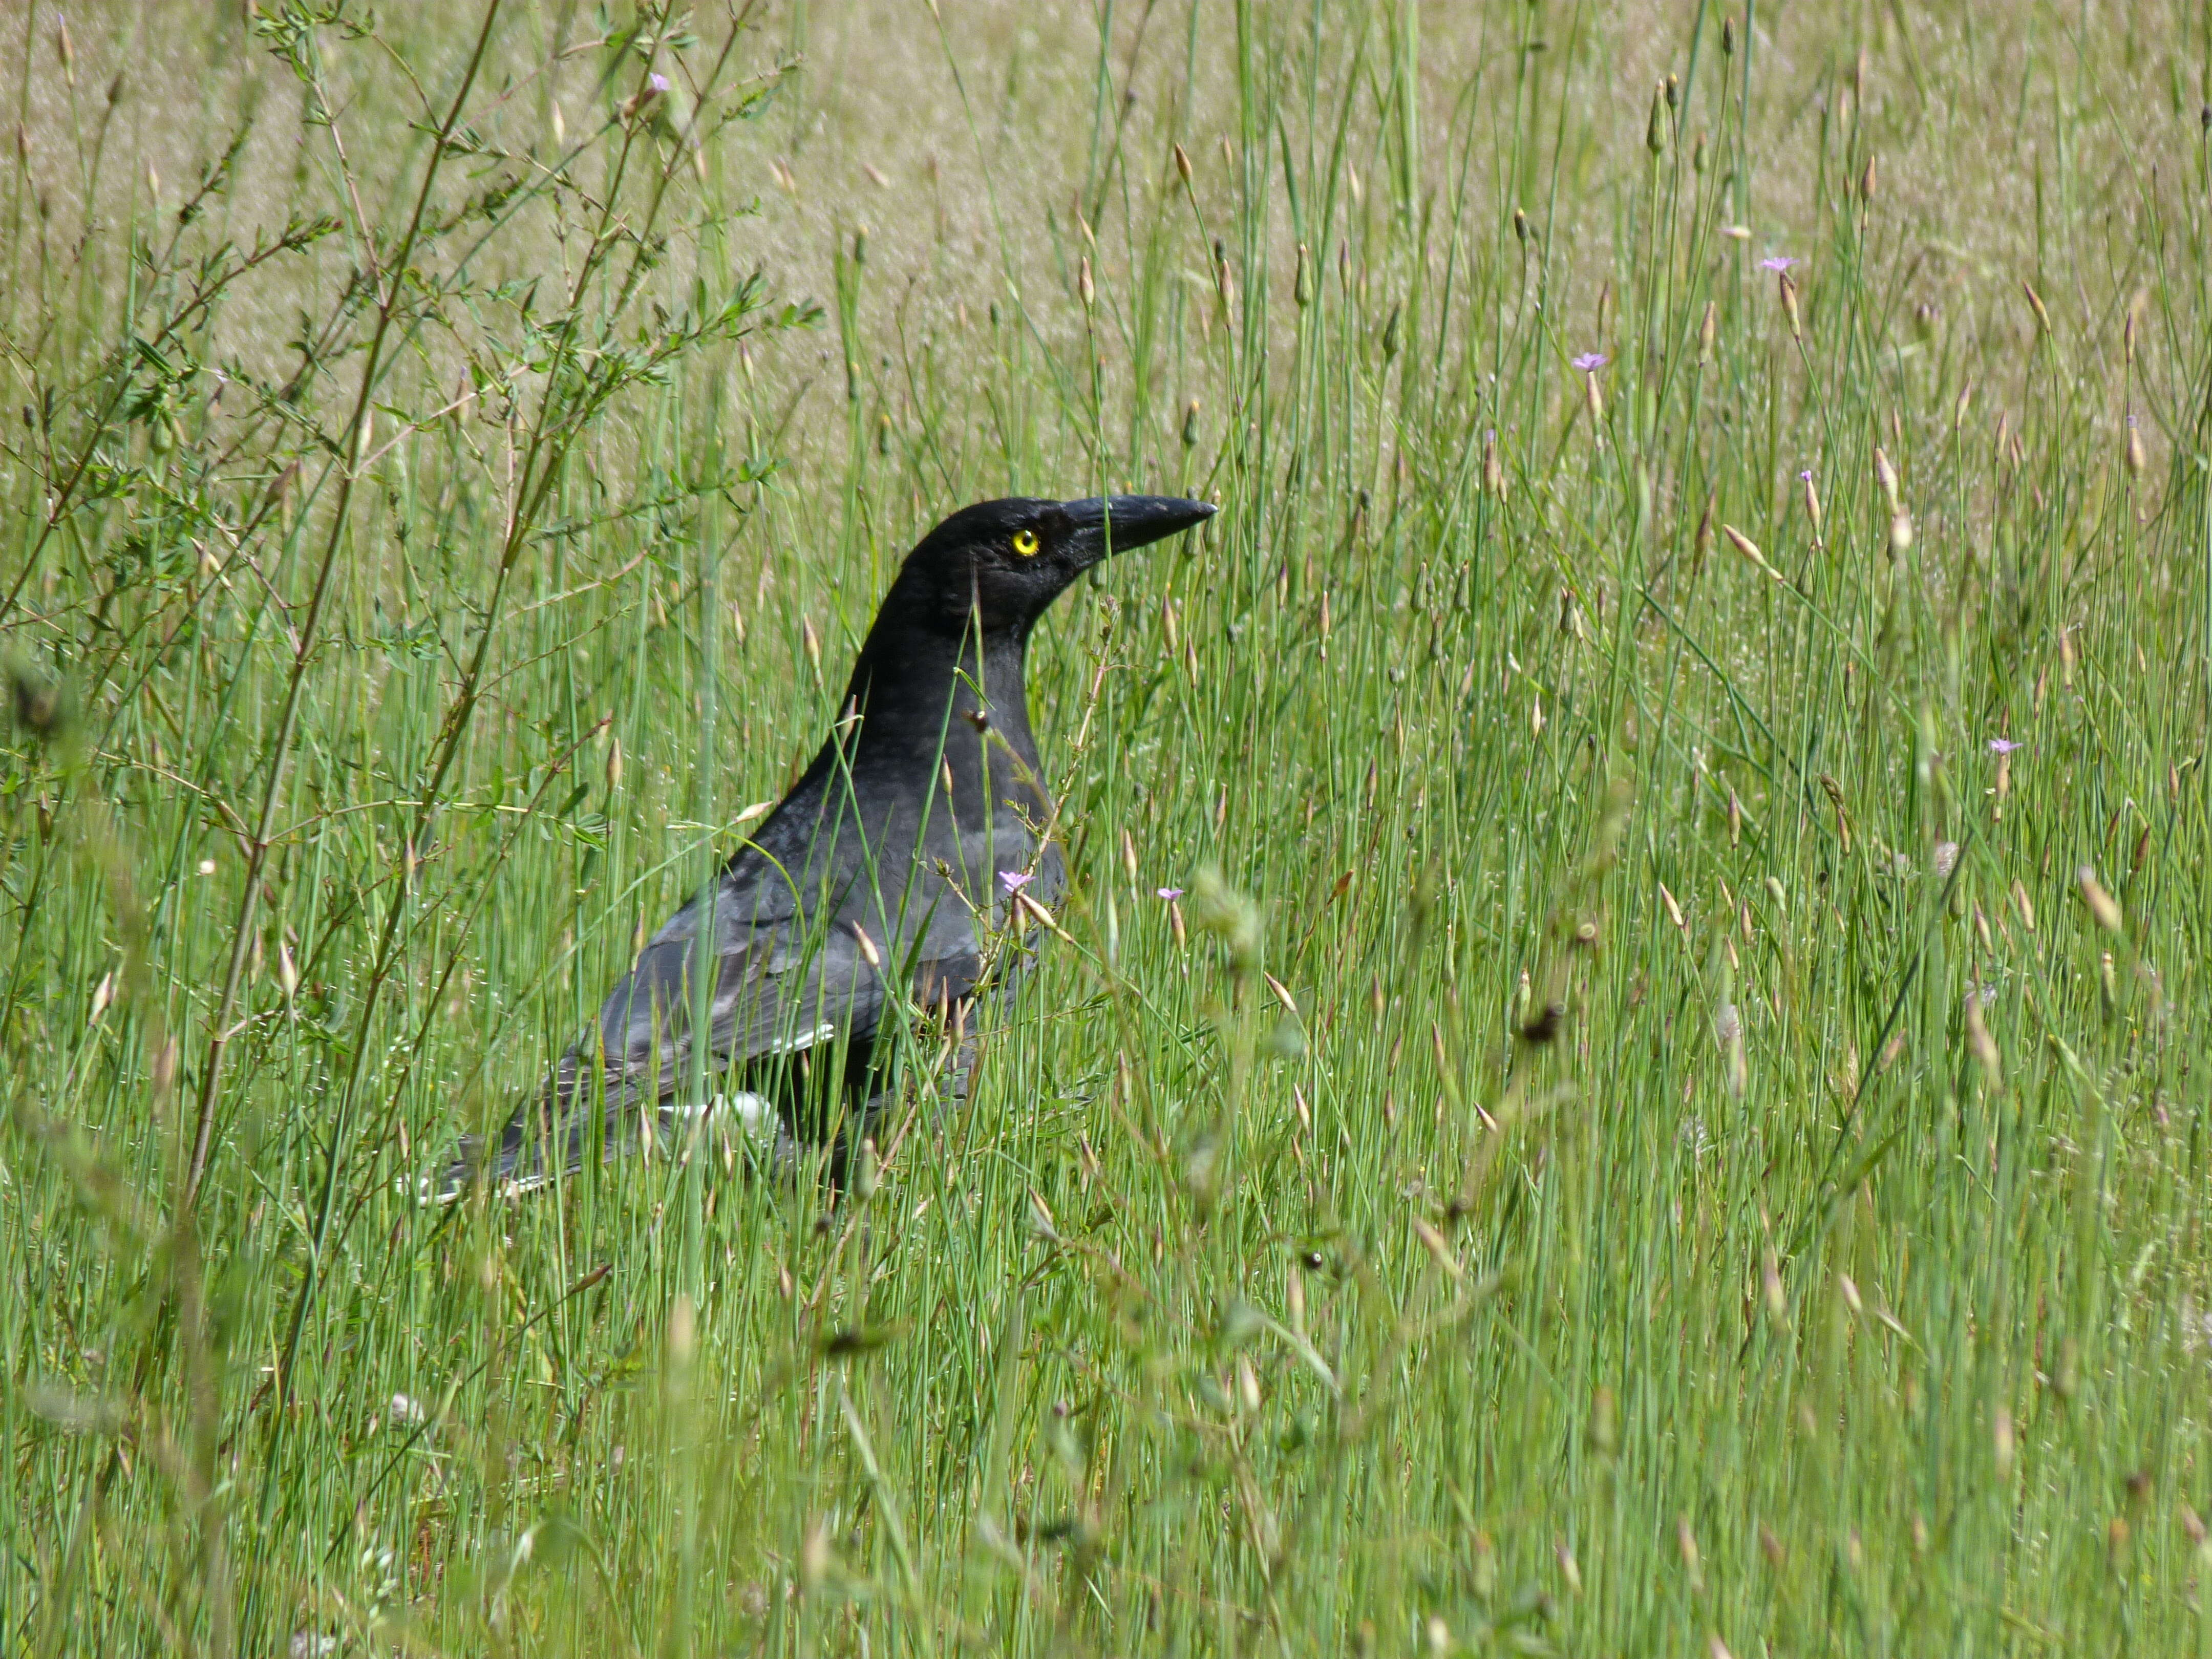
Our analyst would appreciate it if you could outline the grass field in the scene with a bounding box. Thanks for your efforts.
[7,0,2212,1651]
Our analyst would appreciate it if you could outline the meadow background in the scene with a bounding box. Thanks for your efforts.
[6,0,2212,1651]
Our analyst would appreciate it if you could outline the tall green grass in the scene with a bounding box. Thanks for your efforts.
[7,1,2212,1651]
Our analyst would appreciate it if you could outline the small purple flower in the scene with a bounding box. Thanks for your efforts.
[1760,256,1797,273]
[1988,737,2022,755]
[1571,352,1608,373]
[1156,886,1185,901]
[998,870,1033,893]
[1798,469,1813,482]
[648,72,671,93]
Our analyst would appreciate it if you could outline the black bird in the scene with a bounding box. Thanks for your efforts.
[462,493,1215,1193]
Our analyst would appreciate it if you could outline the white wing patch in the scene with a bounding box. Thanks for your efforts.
[767,1021,838,1056]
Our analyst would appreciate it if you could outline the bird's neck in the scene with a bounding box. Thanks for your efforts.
[836,610,1043,796]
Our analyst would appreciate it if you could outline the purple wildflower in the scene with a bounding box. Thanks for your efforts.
[1156,886,1185,900]
[1571,352,1608,373]
[1988,737,2022,755]
[999,870,1033,892]
[648,72,671,93]
[1798,469,1813,482]
[1759,256,1797,273]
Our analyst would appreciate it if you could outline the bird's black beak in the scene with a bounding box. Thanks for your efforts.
[1062,495,1216,567]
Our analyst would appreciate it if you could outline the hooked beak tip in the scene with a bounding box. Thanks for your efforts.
[1067,494,1218,559]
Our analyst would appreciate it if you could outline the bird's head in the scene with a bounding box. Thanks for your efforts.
[894,494,1216,636]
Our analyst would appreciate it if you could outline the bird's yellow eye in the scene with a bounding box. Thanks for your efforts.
[1011,528,1040,557]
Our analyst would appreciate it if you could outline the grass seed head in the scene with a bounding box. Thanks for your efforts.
[1720,524,1777,580]
[2076,865,2122,933]
[1965,989,2002,1088]
[1888,508,1913,557]
[1697,300,1717,365]
[1873,446,1901,511]
[1677,1516,1703,1585]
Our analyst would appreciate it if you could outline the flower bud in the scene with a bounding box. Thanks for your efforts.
[1873,446,1901,512]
